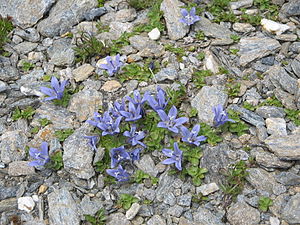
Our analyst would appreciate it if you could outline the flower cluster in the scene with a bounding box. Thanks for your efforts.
[28,142,50,167]
[179,7,200,26]
[99,54,123,76]
[40,76,68,101]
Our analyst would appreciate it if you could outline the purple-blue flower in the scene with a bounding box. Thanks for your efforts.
[123,124,146,147]
[213,104,235,127]
[181,125,207,146]
[110,98,126,118]
[99,54,122,76]
[126,90,147,107]
[129,147,143,161]
[179,7,200,26]
[40,76,68,101]
[161,142,183,171]
[28,142,50,167]
[144,86,168,111]
[110,146,131,168]
[84,135,99,151]
[120,102,142,122]
[106,165,130,182]
[157,106,188,133]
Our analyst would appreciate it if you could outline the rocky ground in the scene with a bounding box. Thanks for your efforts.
[0,0,300,224]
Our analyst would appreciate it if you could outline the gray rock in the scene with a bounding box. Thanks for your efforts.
[160,0,189,40]
[37,0,98,37]
[230,0,253,10]
[73,64,95,82]
[79,195,103,216]
[282,193,300,224]
[193,207,225,225]
[129,35,165,58]
[63,125,95,179]
[276,34,298,42]
[191,86,228,125]
[229,104,265,127]
[156,171,175,202]
[126,203,141,220]
[177,194,192,207]
[281,0,300,16]
[266,118,287,136]
[289,42,300,53]
[134,154,158,177]
[0,81,8,92]
[115,9,137,22]
[261,56,275,66]
[0,130,28,164]
[167,205,184,217]
[0,198,17,213]
[14,28,40,42]
[265,133,300,160]
[163,192,176,206]
[227,201,260,225]
[0,0,55,28]
[8,161,35,176]
[255,106,285,118]
[291,54,300,78]
[232,22,255,33]
[239,36,281,66]
[106,213,131,225]
[196,183,219,196]
[13,42,38,54]
[0,66,20,82]
[147,215,166,225]
[275,172,300,186]
[246,168,286,195]
[47,38,74,66]
[84,7,107,21]
[274,88,297,110]
[48,188,80,225]
[155,67,178,81]
[68,89,102,122]
[194,17,233,40]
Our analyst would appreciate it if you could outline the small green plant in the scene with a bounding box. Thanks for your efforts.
[259,96,283,108]
[199,123,223,146]
[284,109,300,126]
[133,170,158,185]
[52,87,78,108]
[12,106,35,121]
[189,108,198,117]
[207,0,237,23]
[254,0,279,20]
[186,166,208,186]
[97,0,105,7]
[230,34,241,43]
[240,10,262,25]
[192,70,213,89]
[222,110,249,136]
[85,208,106,225]
[0,16,14,54]
[166,84,187,110]
[38,118,52,127]
[30,127,39,135]
[164,44,186,61]
[128,0,157,10]
[258,196,273,212]
[229,48,239,55]
[243,102,257,111]
[226,82,241,97]
[96,22,110,33]
[118,63,153,83]
[195,31,205,41]
[197,51,205,61]
[21,61,35,72]
[117,194,139,210]
[47,150,64,170]
[54,129,74,142]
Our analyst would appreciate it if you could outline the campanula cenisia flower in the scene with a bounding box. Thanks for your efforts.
[157,106,188,133]
[120,102,142,122]
[129,147,143,161]
[144,86,168,111]
[28,142,50,167]
[84,135,99,151]
[110,146,131,168]
[212,104,235,127]
[106,165,130,182]
[179,7,200,26]
[123,124,146,147]
[161,142,183,170]
[40,76,68,101]
[99,54,122,76]
[110,98,126,118]
[126,90,147,107]
[181,124,207,146]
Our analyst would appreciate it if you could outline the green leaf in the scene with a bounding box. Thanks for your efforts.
[54,129,74,142]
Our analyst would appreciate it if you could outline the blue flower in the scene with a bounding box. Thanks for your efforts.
[179,7,200,26]
[123,124,146,147]
[157,106,188,133]
[120,102,142,122]
[84,135,99,151]
[144,86,168,111]
[110,146,131,168]
[110,98,126,118]
[161,142,183,170]
[28,142,50,167]
[181,125,207,146]
[212,104,235,127]
[126,90,147,107]
[129,147,143,161]
[99,54,122,76]
[106,165,130,182]
[40,76,68,101]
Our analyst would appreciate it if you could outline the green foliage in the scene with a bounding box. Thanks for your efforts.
[229,48,239,55]
[52,87,79,108]
[258,196,273,212]
[189,108,198,117]
[12,107,35,121]
[243,102,256,111]
[199,123,223,146]
[84,208,106,225]
[195,31,205,41]
[240,9,262,25]
[166,84,187,110]
[109,32,136,54]
[118,63,152,83]
[226,82,241,97]
[220,160,248,199]
[230,34,241,43]
[254,0,279,20]
[128,0,156,10]
[74,32,109,62]
[197,51,205,61]
[38,118,52,127]
[192,70,213,89]
[133,170,158,185]
[164,44,186,61]
[54,129,74,142]
[117,194,139,210]
[95,150,110,173]
[284,109,300,126]
[222,110,249,136]
[97,0,105,7]
[186,166,208,186]
[47,150,64,170]
[0,16,14,54]
[207,0,237,23]
[259,96,283,107]
[42,74,59,82]
[21,61,35,72]
[30,127,39,135]
[96,22,110,33]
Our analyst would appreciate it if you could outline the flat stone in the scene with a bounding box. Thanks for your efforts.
[239,36,281,66]
[196,183,219,196]
[134,154,158,177]
[282,193,300,224]
[0,185,18,200]
[147,215,166,225]
[266,118,287,136]
[0,198,17,213]
[193,207,225,225]
[68,89,102,122]
[0,130,28,164]
[115,9,137,22]
[129,35,165,58]
[203,50,220,74]
[261,18,291,35]
[227,201,260,225]
[37,0,98,37]
[275,172,300,186]
[156,171,175,202]
[265,133,300,160]
[84,7,106,21]
[8,161,35,176]
[230,0,253,10]
[281,0,300,16]
[155,67,178,81]
[13,42,38,54]
[47,38,74,66]
[0,66,19,82]
[229,104,265,127]
[191,86,228,126]
[291,54,300,78]
[289,42,300,53]
[177,194,192,207]
[101,80,122,92]
[232,22,255,33]
[0,81,8,92]
[160,0,189,40]
[163,192,176,205]
[126,203,141,220]
[255,106,285,118]
[79,195,103,216]
[18,196,35,213]
[275,34,298,41]
[148,28,161,40]
[63,124,95,179]
[48,188,80,225]
[167,205,184,217]
[108,22,134,40]
[73,64,94,82]
[106,213,131,225]
[0,0,55,28]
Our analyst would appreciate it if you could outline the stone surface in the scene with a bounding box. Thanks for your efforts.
[265,133,300,160]
[101,80,122,92]
[155,67,178,81]
[261,18,291,35]
[291,55,300,78]
[47,38,74,66]
[0,198,17,213]
[135,154,158,177]
[0,130,28,164]
[18,196,35,213]
[167,205,184,217]
[196,183,219,196]
[106,213,131,225]
[37,0,98,37]
[281,0,300,16]
[13,42,38,54]
[266,118,287,136]
[255,106,285,118]
[274,88,297,110]
[148,28,161,40]
[282,193,300,224]
[79,195,103,216]
[193,207,224,225]
[8,161,35,176]
[275,172,300,186]
[160,0,189,40]
[0,66,19,82]
[147,215,166,225]
[239,36,281,66]
[73,64,95,82]
[68,89,102,122]
[233,23,255,33]
[229,104,265,127]
[230,0,253,10]
[227,201,260,225]
[63,124,95,179]
[126,203,141,220]
[129,35,165,58]
[48,188,80,225]
[191,86,228,125]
